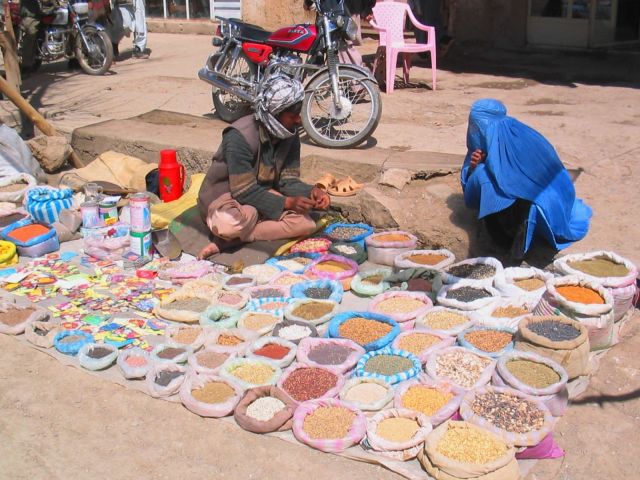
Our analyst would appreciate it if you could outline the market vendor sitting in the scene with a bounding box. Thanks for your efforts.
[461,98,592,260]
[197,75,330,259]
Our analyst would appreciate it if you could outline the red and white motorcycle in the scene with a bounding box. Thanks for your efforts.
[198,0,381,148]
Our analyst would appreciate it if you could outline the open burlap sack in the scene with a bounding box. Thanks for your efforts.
[234,385,296,433]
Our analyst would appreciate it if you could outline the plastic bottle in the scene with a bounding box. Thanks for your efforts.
[158,149,185,202]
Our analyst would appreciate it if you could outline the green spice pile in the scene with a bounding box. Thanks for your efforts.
[364,355,414,376]
[447,263,496,280]
[435,350,492,388]
[471,391,546,433]
[505,359,561,388]
[568,257,629,277]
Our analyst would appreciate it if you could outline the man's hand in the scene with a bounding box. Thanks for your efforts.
[310,186,330,210]
[284,196,315,214]
[470,149,485,169]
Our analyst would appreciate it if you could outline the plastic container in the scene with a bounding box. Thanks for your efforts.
[158,149,185,202]
[0,217,59,257]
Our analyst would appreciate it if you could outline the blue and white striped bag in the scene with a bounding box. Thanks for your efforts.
[25,187,74,224]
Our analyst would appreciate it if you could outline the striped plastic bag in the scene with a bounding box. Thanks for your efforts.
[25,187,74,224]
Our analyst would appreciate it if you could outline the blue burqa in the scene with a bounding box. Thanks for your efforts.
[461,99,592,253]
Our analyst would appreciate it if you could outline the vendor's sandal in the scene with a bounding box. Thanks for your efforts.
[328,177,364,197]
[315,173,337,192]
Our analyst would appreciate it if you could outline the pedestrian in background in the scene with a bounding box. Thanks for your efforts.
[109,0,149,59]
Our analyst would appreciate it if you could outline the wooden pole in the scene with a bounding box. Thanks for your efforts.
[1,4,21,92]
[0,74,85,168]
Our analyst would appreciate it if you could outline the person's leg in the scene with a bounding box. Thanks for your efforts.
[132,0,148,56]
[249,211,316,242]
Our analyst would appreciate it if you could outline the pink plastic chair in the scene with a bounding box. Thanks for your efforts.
[370,1,437,94]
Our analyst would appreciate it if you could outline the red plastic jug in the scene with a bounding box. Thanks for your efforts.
[158,149,185,202]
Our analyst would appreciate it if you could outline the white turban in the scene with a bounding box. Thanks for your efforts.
[254,75,305,139]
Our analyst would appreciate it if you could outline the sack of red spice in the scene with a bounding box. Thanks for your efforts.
[234,385,296,433]
[247,336,297,368]
[364,408,432,461]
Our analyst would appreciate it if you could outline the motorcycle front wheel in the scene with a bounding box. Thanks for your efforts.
[301,68,382,149]
[74,28,113,75]
[211,51,257,123]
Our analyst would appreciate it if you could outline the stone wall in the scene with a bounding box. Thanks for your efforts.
[241,0,314,30]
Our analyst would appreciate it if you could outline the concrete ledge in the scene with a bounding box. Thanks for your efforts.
[147,18,218,36]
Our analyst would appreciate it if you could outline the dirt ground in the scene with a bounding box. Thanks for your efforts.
[1,33,639,479]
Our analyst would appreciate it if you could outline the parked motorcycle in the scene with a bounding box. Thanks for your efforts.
[15,0,113,76]
[198,0,382,149]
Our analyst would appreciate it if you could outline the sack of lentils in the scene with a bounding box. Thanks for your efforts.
[329,241,367,264]
[285,298,338,326]
[24,320,60,348]
[516,316,589,379]
[237,310,283,336]
[290,279,344,303]
[117,347,151,379]
[242,263,281,285]
[441,257,504,287]
[365,408,432,461]
[365,231,418,266]
[394,249,456,271]
[392,330,455,363]
[234,385,296,433]
[219,357,282,391]
[436,281,501,312]
[457,327,515,359]
[369,290,433,324]
[273,319,318,344]
[278,362,345,405]
[426,347,496,391]
[493,351,569,417]
[154,292,213,323]
[534,275,614,350]
[340,377,395,411]
[355,348,422,385]
[292,398,367,453]
[150,343,192,365]
[267,253,320,274]
[323,222,374,248]
[350,267,393,297]
[554,251,638,321]
[206,328,260,355]
[188,349,236,376]
[165,324,209,351]
[247,336,297,368]
[146,363,188,398]
[328,311,400,351]
[471,297,535,330]
[0,301,49,335]
[78,343,118,371]
[297,337,365,373]
[494,266,552,301]
[180,373,242,417]
[394,379,465,427]
[460,385,555,447]
[415,307,474,337]
[199,305,241,329]
[419,421,518,480]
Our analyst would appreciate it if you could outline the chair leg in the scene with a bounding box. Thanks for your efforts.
[402,53,412,84]
[430,47,437,91]
[386,49,398,94]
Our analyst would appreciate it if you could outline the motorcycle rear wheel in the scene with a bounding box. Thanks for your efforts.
[301,68,382,149]
[74,28,113,75]
[211,51,257,123]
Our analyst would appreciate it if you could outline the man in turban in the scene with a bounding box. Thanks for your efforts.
[197,75,330,259]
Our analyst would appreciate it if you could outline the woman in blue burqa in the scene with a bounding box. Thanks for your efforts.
[461,99,592,260]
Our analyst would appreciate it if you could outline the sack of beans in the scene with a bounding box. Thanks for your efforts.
[369,291,433,324]
[328,311,400,351]
[117,347,151,379]
[278,362,345,405]
[365,408,432,461]
[234,385,296,433]
[290,279,344,303]
[237,311,283,336]
[516,316,589,379]
[222,273,257,291]
[436,282,501,312]
[297,337,365,373]
[350,267,392,297]
[242,263,281,285]
[392,330,456,363]
[394,378,465,426]
[425,347,496,391]
[78,343,118,371]
[0,301,49,335]
[199,305,241,329]
[54,330,94,356]
[247,336,297,368]
[146,363,188,398]
[459,385,555,447]
[492,351,569,417]
[178,276,222,298]
[285,298,338,326]
[179,373,242,417]
[246,296,295,318]
[441,257,504,287]
[365,231,418,266]
[340,377,395,411]
[328,241,367,264]
[154,292,213,323]
[292,398,367,453]
[307,254,359,291]
[188,349,236,375]
[273,319,318,344]
[494,266,552,301]
[553,251,638,322]
[418,421,519,480]
[24,320,60,348]
[165,324,209,350]
[471,297,536,330]
[457,327,515,359]
[219,357,282,391]
[394,249,456,271]
[323,222,374,248]
[384,268,443,302]
[355,348,422,385]
[266,253,320,274]
[205,328,259,355]
[415,307,474,337]
[290,237,332,254]
[534,276,614,350]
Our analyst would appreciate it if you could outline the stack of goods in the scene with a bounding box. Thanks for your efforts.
[328,241,367,264]
[365,231,418,266]
[242,264,280,285]
[355,349,421,384]
[426,347,495,390]
[494,266,552,301]
[437,281,501,312]
[128,193,152,258]
[248,336,297,368]
[267,253,319,274]
[297,337,364,373]
[290,279,344,303]
[223,274,257,291]
[146,363,187,398]
[0,301,48,335]
[117,348,151,379]
[0,240,18,267]
[234,385,296,433]
[188,350,234,375]
[199,305,240,329]
[220,358,282,390]
[416,307,473,336]
[151,343,191,364]
[78,342,118,370]
[237,311,282,336]
[213,289,250,310]
[458,327,515,358]
[473,298,534,330]
[392,330,455,363]
[246,285,290,299]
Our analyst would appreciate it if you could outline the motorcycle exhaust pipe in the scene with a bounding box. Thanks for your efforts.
[198,67,255,104]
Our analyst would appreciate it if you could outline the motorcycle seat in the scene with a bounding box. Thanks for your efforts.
[229,20,272,43]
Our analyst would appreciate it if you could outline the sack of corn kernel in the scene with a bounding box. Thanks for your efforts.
[441,257,504,287]
[394,249,456,271]
[328,241,367,264]
[146,363,188,398]
[394,378,465,426]
[392,330,456,363]
[24,320,60,348]
[369,290,433,323]
[297,337,365,374]
[284,298,339,327]
[515,316,590,379]
[247,336,298,369]
[351,267,393,297]
[307,254,359,282]
[364,408,432,461]
[419,421,519,480]
[219,357,283,391]
[339,377,395,411]
[494,266,552,301]
[180,373,242,417]
[365,231,418,266]
[292,398,367,453]
[533,276,614,350]
[0,301,49,335]
[153,292,214,324]
[492,351,569,417]
[436,281,501,312]
[553,251,638,322]
[471,296,536,330]
[234,385,296,433]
